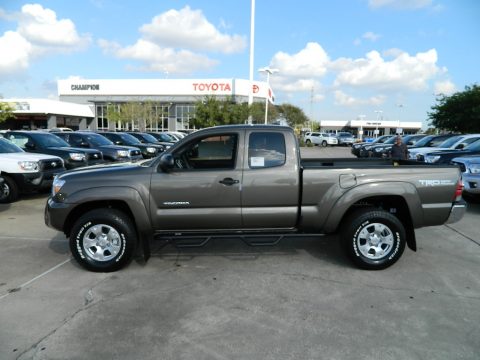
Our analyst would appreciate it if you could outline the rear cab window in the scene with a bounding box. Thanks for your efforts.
[248,132,286,169]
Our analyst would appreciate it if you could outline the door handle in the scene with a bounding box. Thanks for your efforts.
[219,177,239,186]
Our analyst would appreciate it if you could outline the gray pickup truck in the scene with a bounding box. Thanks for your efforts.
[45,125,466,272]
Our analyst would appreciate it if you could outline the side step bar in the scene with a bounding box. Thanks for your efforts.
[153,234,289,249]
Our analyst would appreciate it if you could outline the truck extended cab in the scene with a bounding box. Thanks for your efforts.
[45,125,466,272]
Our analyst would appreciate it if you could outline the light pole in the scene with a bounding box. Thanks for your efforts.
[374,110,383,138]
[258,67,278,124]
[247,0,255,124]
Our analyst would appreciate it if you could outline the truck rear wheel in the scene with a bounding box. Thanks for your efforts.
[341,209,406,270]
[0,175,19,204]
[70,209,137,272]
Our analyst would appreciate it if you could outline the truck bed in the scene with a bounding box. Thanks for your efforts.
[301,157,451,168]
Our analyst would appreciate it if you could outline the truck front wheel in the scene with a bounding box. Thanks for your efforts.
[70,209,137,272]
[0,175,19,204]
[341,209,406,270]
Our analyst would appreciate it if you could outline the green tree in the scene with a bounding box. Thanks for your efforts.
[192,97,250,128]
[0,102,15,124]
[428,84,480,133]
[275,103,309,128]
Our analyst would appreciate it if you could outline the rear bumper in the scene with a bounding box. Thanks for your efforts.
[445,202,467,224]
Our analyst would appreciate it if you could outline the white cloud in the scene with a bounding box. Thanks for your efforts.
[334,90,385,107]
[140,6,246,54]
[99,39,217,74]
[363,31,381,41]
[333,49,440,91]
[270,42,330,79]
[98,6,244,74]
[368,0,434,9]
[434,80,456,95]
[0,31,31,77]
[0,4,90,81]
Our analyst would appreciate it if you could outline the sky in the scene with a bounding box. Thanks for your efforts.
[0,0,479,128]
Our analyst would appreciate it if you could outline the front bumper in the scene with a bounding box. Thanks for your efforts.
[462,173,480,195]
[445,201,467,224]
[44,197,73,233]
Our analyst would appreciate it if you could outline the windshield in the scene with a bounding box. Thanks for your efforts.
[35,133,70,147]
[85,133,114,146]
[412,135,434,147]
[0,138,23,153]
[438,135,462,148]
[137,133,158,143]
[117,133,142,144]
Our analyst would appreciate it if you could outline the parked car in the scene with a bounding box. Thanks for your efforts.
[419,138,480,164]
[352,135,394,158]
[127,132,175,150]
[368,134,428,158]
[0,137,64,203]
[54,131,142,162]
[451,156,480,202]
[335,132,355,146]
[147,132,179,143]
[408,134,480,161]
[5,131,104,169]
[407,134,460,159]
[303,132,338,147]
[97,132,165,159]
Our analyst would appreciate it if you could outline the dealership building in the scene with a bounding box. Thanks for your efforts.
[1,78,422,135]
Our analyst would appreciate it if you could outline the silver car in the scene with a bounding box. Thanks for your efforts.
[451,156,480,202]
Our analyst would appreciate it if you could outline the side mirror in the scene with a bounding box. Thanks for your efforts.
[159,153,174,171]
[80,142,90,148]
[115,140,123,145]
[455,144,464,149]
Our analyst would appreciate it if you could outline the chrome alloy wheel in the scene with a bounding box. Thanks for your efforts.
[356,222,394,260]
[83,224,122,262]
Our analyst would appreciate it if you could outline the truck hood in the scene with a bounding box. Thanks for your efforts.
[48,146,101,154]
[0,152,62,161]
[59,159,150,179]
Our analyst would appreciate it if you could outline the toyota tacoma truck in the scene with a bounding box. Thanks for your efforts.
[1,137,65,203]
[44,125,466,272]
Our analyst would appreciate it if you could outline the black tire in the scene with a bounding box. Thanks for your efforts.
[70,208,137,272]
[341,209,406,270]
[321,140,327,147]
[462,191,480,203]
[0,175,19,204]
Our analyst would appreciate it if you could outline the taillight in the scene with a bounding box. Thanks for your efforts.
[453,179,464,201]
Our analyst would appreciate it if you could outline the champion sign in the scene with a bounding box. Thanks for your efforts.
[71,84,100,91]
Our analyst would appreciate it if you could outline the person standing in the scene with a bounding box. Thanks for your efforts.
[389,135,408,160]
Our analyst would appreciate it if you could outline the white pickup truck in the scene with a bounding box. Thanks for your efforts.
[0,137,65,203]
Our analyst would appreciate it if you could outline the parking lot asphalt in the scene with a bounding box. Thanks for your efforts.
[0,146,479,360]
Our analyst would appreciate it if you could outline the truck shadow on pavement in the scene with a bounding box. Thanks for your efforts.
[149,234,353,269]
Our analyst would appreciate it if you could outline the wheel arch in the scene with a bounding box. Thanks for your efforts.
[329,193,418,252]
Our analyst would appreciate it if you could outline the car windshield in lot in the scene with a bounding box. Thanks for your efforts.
[133,133,159,143]
[34,133,71,147]
[0,137,23,153]
[116,133,142,144]
[84,133,114,146]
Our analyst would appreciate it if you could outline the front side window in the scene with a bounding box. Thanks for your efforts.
[173,134,237,170]
[248,132,286,169]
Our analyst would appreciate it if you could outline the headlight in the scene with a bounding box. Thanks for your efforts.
[470,164,480,174]
[117,150,129,157]
[69,152,86,161]
[52,177,65,196]
[374,147,383,152]
[146,147,156,153]
[364,146,372,150]
[425,155,441,163]
[18,161,39,171]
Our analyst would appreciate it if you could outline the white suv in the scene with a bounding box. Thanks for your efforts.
[303,132,338,147]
